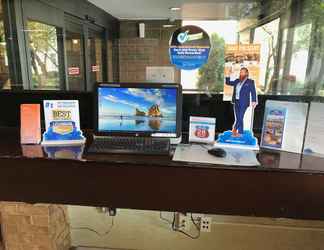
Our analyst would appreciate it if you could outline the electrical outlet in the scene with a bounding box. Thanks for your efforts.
[200,216,212,232]
[175,213,190,231]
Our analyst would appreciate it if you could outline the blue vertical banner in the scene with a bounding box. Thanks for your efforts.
[169,25,211,70]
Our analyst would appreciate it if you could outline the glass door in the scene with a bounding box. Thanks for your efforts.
[26,20,63,90]
[65,17,85,91]
[87,27,105,90]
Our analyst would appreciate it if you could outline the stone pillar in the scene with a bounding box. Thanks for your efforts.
[0,202,71,250]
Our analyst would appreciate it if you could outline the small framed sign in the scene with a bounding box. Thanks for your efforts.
[189,116,216,144]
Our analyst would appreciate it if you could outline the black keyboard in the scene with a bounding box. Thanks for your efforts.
[88,136,170,155]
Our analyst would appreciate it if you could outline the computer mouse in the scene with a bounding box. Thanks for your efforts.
[208,147,227,158]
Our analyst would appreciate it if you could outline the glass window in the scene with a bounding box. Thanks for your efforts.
[27,20,62,90]
[0,0,11,89]
[278,23,312,95]
[239,30,251,44]
[180,20,238,91]
[88,29,104,89]
[253,18,280,94]
[65,29,85,91]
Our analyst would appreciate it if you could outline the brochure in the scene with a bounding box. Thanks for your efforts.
[260,100,308,153]
[261,107,287,149]
[42,100,85,145]
[20,104,41,144]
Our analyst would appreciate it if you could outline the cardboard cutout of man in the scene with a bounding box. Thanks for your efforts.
[225,67,257,137]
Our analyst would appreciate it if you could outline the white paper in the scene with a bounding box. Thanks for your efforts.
[304,102,324,157]
[173,144,260,167]
[261,100,308,153]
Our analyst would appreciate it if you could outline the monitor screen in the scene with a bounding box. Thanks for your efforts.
[97,86,179,137]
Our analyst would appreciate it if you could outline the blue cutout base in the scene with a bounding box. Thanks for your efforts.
[217,130,258,146]
[43,121,84,142]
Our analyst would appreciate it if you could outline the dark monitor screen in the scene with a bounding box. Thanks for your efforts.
[95,83,182,138]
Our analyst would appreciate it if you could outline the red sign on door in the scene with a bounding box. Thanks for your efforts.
[68,67,80,76]
[92,65,100,72]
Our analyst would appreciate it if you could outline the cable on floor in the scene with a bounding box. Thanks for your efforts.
[168,212,201,239]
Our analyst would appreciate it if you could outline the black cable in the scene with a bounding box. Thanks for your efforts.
[160,211,173,224]
[190,213,201,232]
[55,204,115,238]
[200,144,212,150]
[170,212,201,240]
[71,215,115,237]
[52,205,70,242]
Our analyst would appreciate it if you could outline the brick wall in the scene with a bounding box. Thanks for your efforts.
[118,20,182,83]
[0,202,71,250]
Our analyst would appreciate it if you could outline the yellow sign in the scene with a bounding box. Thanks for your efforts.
[52,110,72,120]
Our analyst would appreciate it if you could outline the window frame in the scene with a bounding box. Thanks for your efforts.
[251,16,282,95]
[1,0,21,90]
[85,22,107,91]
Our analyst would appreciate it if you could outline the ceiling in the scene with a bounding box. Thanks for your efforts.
[89,0,256,20]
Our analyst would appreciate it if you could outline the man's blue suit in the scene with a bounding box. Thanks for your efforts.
[225,77,257,134]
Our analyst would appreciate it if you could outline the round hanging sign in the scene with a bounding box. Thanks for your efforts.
[169,25,211,70]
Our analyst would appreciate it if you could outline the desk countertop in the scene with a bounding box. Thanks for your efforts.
[1,128,324,220]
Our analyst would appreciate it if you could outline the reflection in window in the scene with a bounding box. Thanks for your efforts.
[253,18,280,94]
[180,20,238,91]
[88,31,104,89]
[239,30,251,44]
[278,23,312,95]
[0,1,11,89]
[65,30,85,91]
[27,21,61,90]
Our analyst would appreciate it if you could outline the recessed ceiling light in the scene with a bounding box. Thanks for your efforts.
[169,7,181,11]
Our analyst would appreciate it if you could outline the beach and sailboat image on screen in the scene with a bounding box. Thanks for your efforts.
[98,87,177,133]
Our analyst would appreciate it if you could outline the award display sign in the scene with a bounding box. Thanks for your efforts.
[169,25,211,70]
[42,100,85,145]
[189,116,216,144]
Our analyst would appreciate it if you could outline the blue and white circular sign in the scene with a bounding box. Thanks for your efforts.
[169,25,211,70]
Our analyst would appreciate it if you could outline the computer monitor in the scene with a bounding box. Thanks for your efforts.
[94,83,182,138]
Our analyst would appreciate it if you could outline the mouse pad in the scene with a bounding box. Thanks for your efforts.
[172,144,260,167]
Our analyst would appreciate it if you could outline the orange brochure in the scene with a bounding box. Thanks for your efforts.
[20,104,41,144]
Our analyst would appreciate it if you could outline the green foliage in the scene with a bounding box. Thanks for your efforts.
[27,21,59,88]
[197,33,225,92]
